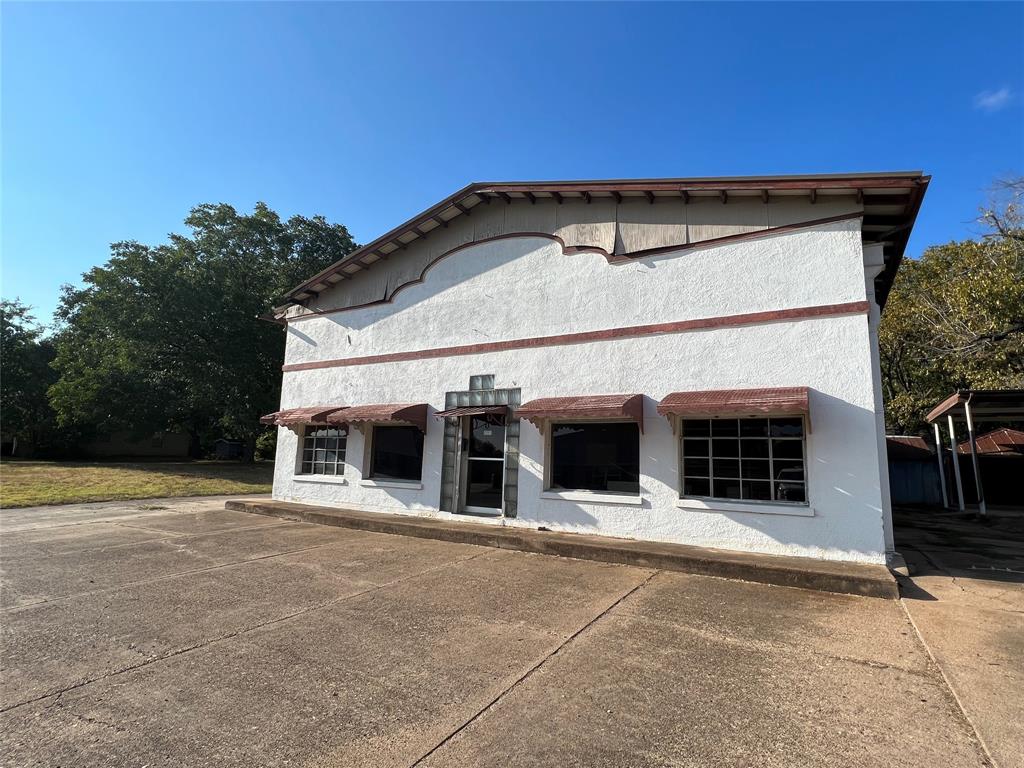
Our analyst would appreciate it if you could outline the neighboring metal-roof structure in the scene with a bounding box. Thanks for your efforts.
[886,435,934,460]
[957,427,1024,456]
[926,389,1024,423]
[280,172,929,312]
[926,389,1024,517]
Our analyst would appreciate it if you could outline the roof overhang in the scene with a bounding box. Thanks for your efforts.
[259,406,347,427]
[926,389,1024,423]
[517,394,644,432]
[278,172,929,313]
[657,387,810,419]
[328,403,428,432]
[434,405,509,419]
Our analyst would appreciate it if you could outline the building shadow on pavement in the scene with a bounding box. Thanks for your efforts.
[893,504,1024,598]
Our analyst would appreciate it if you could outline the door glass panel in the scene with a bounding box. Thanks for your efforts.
[463,414,505,511]
[466,459,503,509]
[469,415,505,458]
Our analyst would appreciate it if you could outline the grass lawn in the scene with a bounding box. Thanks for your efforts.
[0,460,274,508]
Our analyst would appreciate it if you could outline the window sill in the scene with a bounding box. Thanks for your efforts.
[676,497,814,517]
[541,490,643,506]
[292,475,347,486]
[359,479,423,490]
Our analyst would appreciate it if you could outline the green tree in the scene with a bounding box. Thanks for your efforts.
[880,180,1024,433]
[1,300,58,454]
[49,203,355,458]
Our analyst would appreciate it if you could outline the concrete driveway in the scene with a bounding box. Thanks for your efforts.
[0,498,992,767]
[895,506,1024,768]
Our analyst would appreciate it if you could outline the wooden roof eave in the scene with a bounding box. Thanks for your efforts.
[278,172,929,308]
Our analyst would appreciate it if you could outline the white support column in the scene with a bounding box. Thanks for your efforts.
[933,422,949,508]
[964,401,988,517]
[947,414,966,513]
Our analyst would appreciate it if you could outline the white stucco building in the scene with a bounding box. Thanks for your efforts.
[262,173,929,565]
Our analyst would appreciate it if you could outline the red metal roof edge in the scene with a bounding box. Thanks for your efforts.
[326,403,429,432]
[957,427,1024,454]
[433,405,509,419]
[656,387,810,415]
[259,405,347,426]
[517,394,645,432]
[282,172,929,304]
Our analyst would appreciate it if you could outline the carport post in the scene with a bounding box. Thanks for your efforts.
[933,422,949,508]
[963,400,987,517]
[947,414,966,513]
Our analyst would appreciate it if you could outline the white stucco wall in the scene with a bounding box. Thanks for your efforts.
[271,217,890,564]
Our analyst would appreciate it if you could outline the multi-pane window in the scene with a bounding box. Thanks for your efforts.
[680,417,806,503]
[370,425,424,482]
[550,422,640,495]
[300,426,347,476]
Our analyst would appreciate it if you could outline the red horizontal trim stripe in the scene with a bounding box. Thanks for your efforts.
[282,301,870,373]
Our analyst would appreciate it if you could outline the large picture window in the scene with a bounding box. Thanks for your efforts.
[370,425,424,482]
[300,426,347,476]
[550,422,640,495]
[680,417,806,503]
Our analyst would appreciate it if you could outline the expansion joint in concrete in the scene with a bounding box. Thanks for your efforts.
[407,569,661,767]
[0,549,493,715]
[899,599,997,768]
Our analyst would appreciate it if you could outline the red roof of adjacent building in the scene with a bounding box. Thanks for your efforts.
[957,428,1024,455]
[886,435,933,460]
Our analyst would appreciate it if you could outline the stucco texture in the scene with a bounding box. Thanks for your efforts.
[272,216,889,564]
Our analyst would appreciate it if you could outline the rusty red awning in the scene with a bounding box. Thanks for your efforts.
[434,405,509,419]
[260,406,348,427]
[326,403,428,432]
[657,387,810,419]
[517,394,644,432]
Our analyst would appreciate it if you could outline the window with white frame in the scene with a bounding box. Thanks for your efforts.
[680,417,806,503]
[549,422,640,495]
[300,426,347,476]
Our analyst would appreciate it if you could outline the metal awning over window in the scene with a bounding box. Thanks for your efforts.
[517,394,644,432]
[434,405,509,419]
[657,387,810,419]
[326,403,428,432]
[260,406,348,427]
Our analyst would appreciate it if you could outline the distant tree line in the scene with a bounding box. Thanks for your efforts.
[2,203,355,460]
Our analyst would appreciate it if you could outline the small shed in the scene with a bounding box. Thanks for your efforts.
[886,436,943,506]
[214,439,245,460]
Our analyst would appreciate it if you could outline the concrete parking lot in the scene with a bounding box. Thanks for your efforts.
[0,497,1002,767]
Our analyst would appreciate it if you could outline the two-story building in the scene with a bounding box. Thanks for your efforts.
[261,172,929,565]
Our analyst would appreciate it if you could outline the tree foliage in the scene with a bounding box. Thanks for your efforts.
[49,203,355,456]
[1,300,58,449]
[880,180,1024,433]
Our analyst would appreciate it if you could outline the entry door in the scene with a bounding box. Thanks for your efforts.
[462,414,506,514]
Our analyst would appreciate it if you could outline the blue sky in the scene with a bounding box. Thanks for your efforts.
[3,2,1022,325]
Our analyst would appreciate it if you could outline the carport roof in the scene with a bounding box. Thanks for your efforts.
[926,389,1024,423]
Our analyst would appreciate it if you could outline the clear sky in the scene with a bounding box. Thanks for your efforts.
[3,2,1022,325]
